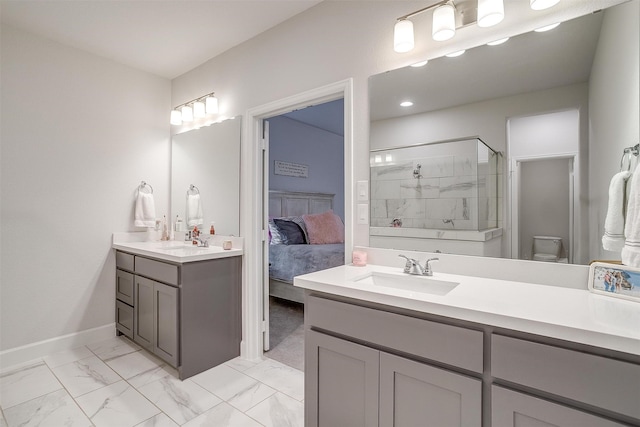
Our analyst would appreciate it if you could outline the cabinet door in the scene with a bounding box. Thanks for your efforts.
[116,269,134,305]
[305,330,379,427]
[153,281,178,367]
[492,386,627,427]
[380,352,482,427]
[134,276,154,350]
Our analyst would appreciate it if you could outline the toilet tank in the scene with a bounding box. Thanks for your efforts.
[532,236,562,258]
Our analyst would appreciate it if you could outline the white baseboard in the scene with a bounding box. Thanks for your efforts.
[0,323,116,372]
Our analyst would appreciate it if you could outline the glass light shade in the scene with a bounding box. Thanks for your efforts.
[193,101,206,118]
[530,0,560,10]
[394,20,414,53]
[534,22,560,32]
[477,0,504,27]
[205,95,219,114]
[446,49,466,57]
[411,60,429,67]
[487,37,509,46]
[181,105,194,122]
[170,109,182,125]
[432,4,456,41]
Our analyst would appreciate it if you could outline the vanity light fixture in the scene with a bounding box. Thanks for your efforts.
[393,0,560,53]
[170,92,219,125]
[534,22,560,32]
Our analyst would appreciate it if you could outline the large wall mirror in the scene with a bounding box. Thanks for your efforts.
[171,117,241,236]
[369,0,639,265]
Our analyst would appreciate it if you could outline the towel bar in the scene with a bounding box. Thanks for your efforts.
[139,181,154,194]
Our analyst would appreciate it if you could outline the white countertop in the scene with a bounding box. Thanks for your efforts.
[113,235,243,263]
[294,264,640,355]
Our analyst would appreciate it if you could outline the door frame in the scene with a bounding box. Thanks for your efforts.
[509,153,575,263]
[241,79,354,361]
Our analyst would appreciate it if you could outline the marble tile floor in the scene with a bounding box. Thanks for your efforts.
[0,336,304,427]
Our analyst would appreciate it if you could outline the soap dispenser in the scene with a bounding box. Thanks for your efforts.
[210,222,215,235]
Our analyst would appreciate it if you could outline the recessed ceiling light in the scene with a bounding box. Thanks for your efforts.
[487,37,509,46]
[411,60,429,67]
[446,50,466,58]
[400,101,414,107]
[534,22,560,32]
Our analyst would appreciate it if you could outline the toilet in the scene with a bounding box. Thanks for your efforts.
[532,236,563,262]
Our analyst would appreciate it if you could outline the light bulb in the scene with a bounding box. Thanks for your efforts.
[530,0,560,11]
[181,105,193,122]
[193,100,205,118]
[432,4,456,41]
[394,20,414,53]
[478,0,504,28]
[206,95,219,114]
[170,109,182,125]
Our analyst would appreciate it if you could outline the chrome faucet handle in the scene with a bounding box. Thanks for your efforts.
[399,255,424,275]
[423,258,439,276]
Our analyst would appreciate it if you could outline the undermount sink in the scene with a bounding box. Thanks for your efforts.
[155,241,218,251]
[354,272,459,296]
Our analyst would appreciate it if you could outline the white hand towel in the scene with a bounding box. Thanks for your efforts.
[186,194,204,227]
[134,191,156,228]
[602,170,632,251]
[622,167,640,267]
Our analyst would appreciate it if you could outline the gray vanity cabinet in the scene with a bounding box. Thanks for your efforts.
[305,294,483,427]
[115,250,241,379]
[306,330,380,427]
[379,352,481,427]
[133,275,178,367]
[492,386,626,427]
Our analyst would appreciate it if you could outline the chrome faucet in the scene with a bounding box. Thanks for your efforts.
[399,255,439,276]
[193,236,209,247]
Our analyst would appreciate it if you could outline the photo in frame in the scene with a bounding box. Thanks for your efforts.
[588,262,640,302]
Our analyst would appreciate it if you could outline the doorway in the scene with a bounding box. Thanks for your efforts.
[241,79,353,363]
[263,100,345,370]
[511,156,574,262]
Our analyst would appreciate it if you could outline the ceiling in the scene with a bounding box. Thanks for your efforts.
[0,0,322,79]
[370,10,606,122]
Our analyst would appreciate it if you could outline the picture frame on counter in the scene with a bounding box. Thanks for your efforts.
[588,262,640,302]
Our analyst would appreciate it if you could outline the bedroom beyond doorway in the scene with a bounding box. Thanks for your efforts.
[263,98,346,362]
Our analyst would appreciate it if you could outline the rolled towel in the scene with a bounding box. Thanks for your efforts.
[622,167,640,267]
[602,170,632,251]
[134,191,156,227]
[186,193,204,227]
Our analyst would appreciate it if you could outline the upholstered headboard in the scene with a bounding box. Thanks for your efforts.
[269,190,334,217]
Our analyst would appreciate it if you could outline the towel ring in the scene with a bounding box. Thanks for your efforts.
[139,181,154,194]
[187,184,200,195]
[620,144,640,171]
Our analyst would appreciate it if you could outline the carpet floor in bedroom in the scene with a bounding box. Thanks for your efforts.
[265,297,304,371]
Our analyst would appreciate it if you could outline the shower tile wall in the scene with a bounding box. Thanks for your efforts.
[371,154,494,231]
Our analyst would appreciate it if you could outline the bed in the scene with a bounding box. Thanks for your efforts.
[268,190,345,303]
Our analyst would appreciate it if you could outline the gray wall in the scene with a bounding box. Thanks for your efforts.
[0,25,170,352]
[268,115,345,220]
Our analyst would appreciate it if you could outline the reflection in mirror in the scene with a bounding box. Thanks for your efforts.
[171,117,241,236]
[369,1,639,265]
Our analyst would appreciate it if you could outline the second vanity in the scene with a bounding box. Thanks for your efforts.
[295,254,640,427]
[112,233,243,380]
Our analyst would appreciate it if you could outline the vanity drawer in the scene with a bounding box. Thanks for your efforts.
[306,295,483,373]
[116,300,134,339]
[135,256,179,286]
[116,251,135,272]
[491,334,640,419]
[116,269,134,305]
